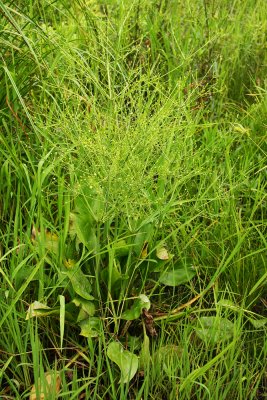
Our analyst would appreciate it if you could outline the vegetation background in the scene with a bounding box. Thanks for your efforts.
[0,0,266,398]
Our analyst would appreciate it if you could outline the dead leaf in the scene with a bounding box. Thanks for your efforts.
[31,226,40,241]
[29,372,61,400]
[142,309,157,337]
[140,241,149,259]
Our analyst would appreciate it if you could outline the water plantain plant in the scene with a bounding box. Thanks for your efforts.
[22,182,202,383]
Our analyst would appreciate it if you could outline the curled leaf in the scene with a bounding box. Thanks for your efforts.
[107,342,138,383]
[26,302,50,320]
[121,294,151,320]
[73,297,95,317]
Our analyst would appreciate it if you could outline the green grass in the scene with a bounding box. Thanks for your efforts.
[0,0,266,398]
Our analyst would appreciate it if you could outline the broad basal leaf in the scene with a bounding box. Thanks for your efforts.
[79,317,101,338]
[194,316,234,345]
[73,297,95,322]
[155,345,183,372]
[133,223,154,256]
[151,258,172,273]
[248,317,267,329]
[107,342,138,383]
[121,294,151,320]
[73,297,96,316]
[69,212,98,252]
[101,263,122,290]
[74,184,104,223]
[32,227,59,255]
[159,259,196,286]
[113,239,131,257]
[65,267,94,300]
[26,301,78,322]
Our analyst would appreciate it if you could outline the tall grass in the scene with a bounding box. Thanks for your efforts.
[0,0,266,398]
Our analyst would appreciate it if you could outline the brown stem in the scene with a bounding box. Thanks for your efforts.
[6,96,29,140]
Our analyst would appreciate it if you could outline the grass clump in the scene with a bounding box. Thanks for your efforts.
[0,0,266,399]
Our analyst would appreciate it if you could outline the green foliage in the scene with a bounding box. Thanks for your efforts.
[107,342,139,383]
[79,317,102,338]
[0,0,266,398]
[121,294,151,320]
[158,258,197,287]
[194,316,235,346]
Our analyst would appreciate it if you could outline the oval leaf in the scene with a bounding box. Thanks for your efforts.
[73,297,95,316]
[113,240,130,257]
[194,316,234,345]
[107,342,138,383]
[69,213,98,252]
[79,317,101,338]
[159,260,196,286]
[65,268,94,300]
[248,317,267,329]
